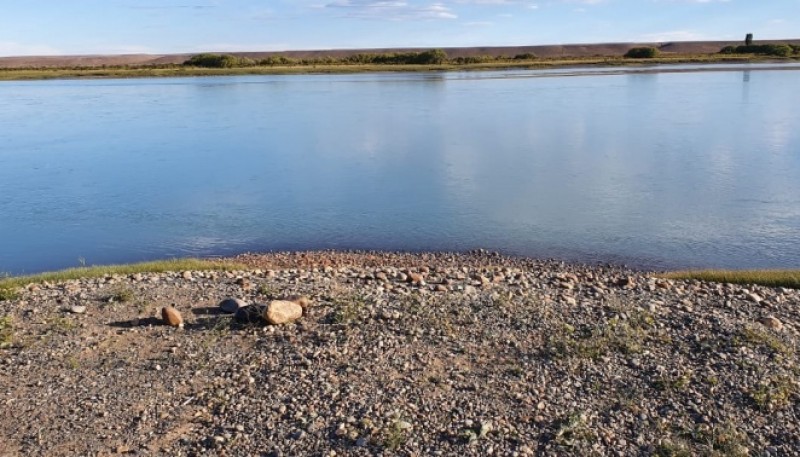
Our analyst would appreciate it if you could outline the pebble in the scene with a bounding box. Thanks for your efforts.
[68,305,87,314]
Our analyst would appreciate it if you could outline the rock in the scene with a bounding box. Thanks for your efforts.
[264,300,303,325]
[408,273,425,285]
[564,297,577,306]
[161,307,184,328]
[747,293,763,303]
[759,316,784,331]
[287,295,311,310]
[181,271,193,280]
[219,298,248,314]
[435,284,448,292]
[618,277,636,288]
[68,305,87,314]
[235,304,267,325]
[396,421,413,431]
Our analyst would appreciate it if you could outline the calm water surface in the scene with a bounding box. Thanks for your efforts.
[1,65,799,274]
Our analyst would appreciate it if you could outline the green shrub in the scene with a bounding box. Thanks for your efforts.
[452,55,495,64]
[625,47,658,59]
[513,53,537,60]
[258,55,297,66]
[729,44,794,57]
[184,54,253,68]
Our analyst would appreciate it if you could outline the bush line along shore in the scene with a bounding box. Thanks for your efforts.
[1,250,798,456]
[2,41,799,81]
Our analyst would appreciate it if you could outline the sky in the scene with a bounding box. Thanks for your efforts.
[0,0,798,57]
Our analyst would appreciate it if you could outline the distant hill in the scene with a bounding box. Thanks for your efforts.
[2,40,799,69]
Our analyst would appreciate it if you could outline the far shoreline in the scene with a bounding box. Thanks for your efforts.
[2,55,799,82]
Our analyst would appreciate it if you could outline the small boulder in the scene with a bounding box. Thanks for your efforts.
[759,316,784,331]
[161,307,184,328]
[219,298,248,314]
[264,300,303,325]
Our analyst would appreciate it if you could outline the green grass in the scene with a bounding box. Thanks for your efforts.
[0,287,19,302]
[0,258,245,290]
[0,53,786,81]
[662,270,800,289]
[0,316,13,348]
[749,376,796,411]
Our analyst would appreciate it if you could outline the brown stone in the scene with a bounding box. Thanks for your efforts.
[759,316,784,331]
[161,307,183,328]
[408,273,425,285]
[288,295,311,309]
[286,295,312,316]
[264,300,303,325]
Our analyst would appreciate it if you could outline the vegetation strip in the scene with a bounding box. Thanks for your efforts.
[0,54,796,81]
[0,258,245,291]
[662,270,800,289]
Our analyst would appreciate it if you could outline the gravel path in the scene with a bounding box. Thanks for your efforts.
[1,251,798,456]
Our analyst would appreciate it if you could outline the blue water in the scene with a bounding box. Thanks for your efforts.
[1,64,799,274]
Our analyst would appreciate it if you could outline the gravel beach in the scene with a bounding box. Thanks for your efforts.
[1,251,798,456]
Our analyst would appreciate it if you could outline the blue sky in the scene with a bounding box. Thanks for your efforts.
[0,0,798,56]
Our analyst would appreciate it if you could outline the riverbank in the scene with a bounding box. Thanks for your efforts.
[1,251,798,456]
[0,54,793,81]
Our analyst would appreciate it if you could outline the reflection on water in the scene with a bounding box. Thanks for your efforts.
[1,65,799,274]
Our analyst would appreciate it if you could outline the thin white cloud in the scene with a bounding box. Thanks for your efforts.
[325,1,457,19]
[0,41,61,57]
[637,30,709,42]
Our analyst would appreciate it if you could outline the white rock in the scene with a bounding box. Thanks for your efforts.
[264,300,303,325]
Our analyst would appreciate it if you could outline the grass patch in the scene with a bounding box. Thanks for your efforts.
[0,316,13,348]
[0,258,245,289]
[257,284,274,296]
[0,286,18,302]
[48,317,77,334]
[382,420,410,451]
[662,270,800,289]
[749,376,796,411]
[552,411,596,447]
[653,440,692,457]
[105,287,135,303]
[545,311,654,360]
[330,295,368,325]
[653,371,693,392]
[689,424,749,457]
[735,325,792,356]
